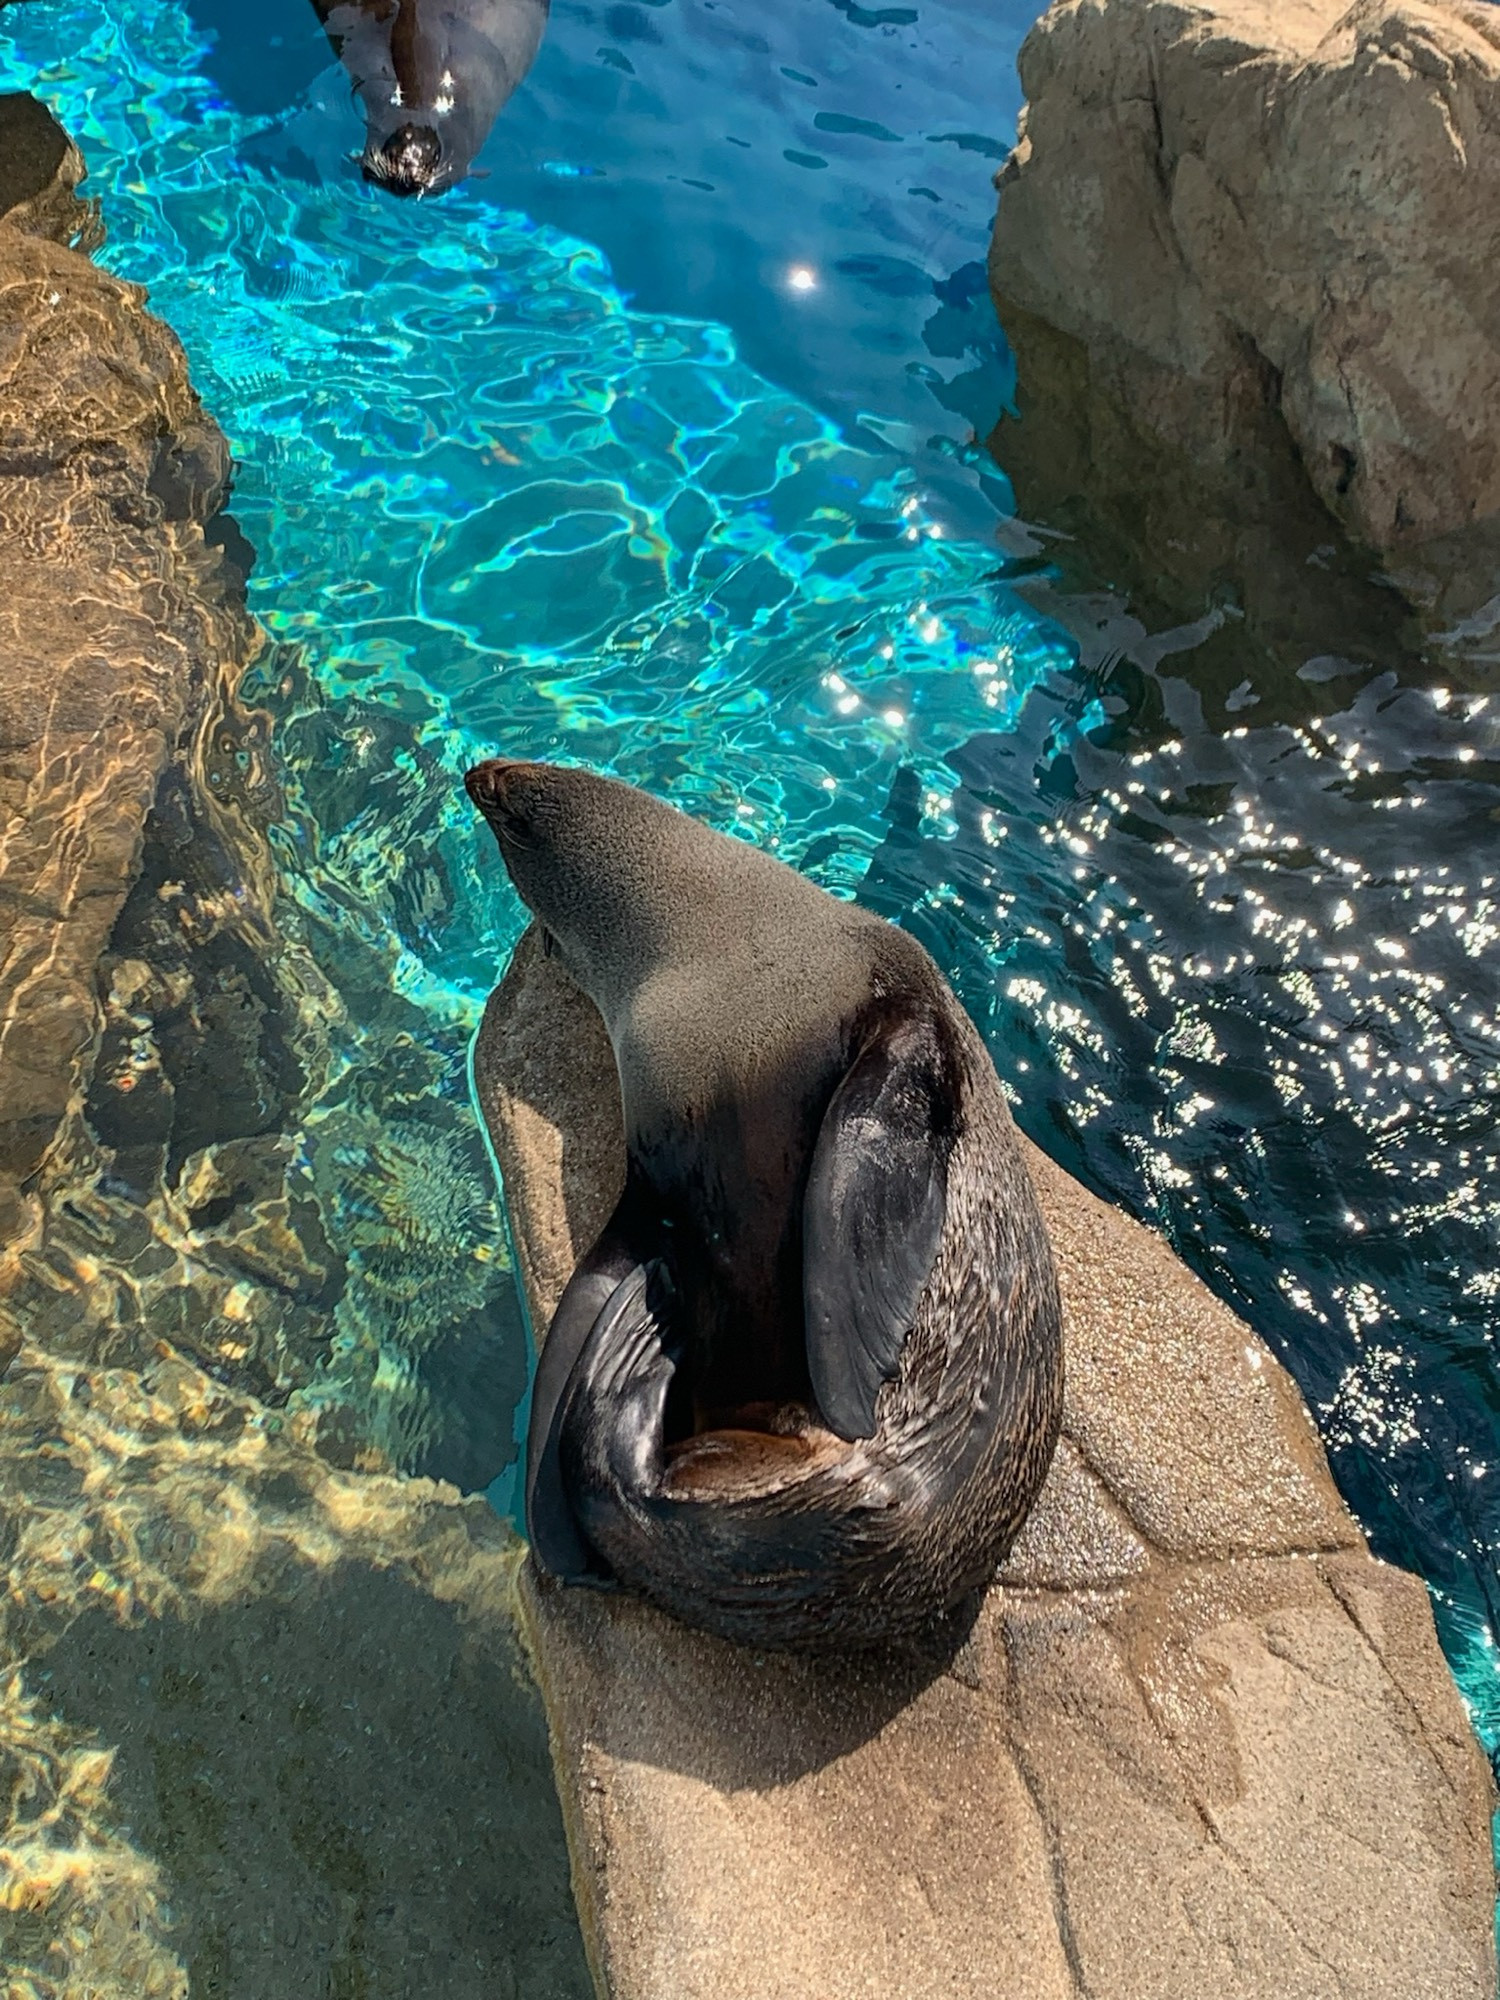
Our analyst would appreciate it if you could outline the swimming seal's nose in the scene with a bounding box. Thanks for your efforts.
[465,759,522,818]
[366,123,443,196]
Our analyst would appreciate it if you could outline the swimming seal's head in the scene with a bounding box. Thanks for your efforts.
[314,0,552,200]
[364,121,443,196]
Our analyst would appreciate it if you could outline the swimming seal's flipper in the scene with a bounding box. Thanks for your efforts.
[524,1188,668,1580]
[803,1011,953,1440]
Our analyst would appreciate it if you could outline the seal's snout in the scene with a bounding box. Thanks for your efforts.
[365,123,444,197]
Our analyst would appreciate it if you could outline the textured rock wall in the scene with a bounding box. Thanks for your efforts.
[0,94,267,1317]
[477,932,1497,2000]
[989,0,1500,623]
[0,100,525,1488]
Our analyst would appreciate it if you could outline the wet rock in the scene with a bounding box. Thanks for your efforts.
[986,297,1439,729]
[0,94,576,1996]
[475,930,1496,2000]
[989,0,1500,636]
[0,93,252,1321]
[0,88,100,248]
[0,102,521,1481]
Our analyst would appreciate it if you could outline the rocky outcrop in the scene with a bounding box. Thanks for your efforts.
[476,929,1496,2000]
[989,0,1500,630]
[0,99,524,1486]
[0,92,260,1310]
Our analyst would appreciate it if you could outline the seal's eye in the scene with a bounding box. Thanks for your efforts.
[465,759,535,844]
[365,123,443,197]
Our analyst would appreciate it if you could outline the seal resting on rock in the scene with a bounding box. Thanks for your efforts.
[466,759,1063,1648]
[311,0,549,197]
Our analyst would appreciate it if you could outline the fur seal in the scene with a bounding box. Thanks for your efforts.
[466,759,1063,1649]
[311,0,550,197]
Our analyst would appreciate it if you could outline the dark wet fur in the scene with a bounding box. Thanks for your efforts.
[466,760,1064,1650]
[558,1002,1062,1649]
[312,0,549,197]
[362,122,443,196]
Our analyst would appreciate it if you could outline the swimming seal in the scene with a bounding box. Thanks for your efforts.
[311,0,549,197]
[466,760,1063,1649]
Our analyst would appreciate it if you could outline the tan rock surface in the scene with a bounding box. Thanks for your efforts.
[477,930,1496,2000]
[990,0,1500,568]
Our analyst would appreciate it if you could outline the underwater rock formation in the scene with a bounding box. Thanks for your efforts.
[990,0,1500,634]
[0,1339,590,1997]
[477,930,1496,2000]
[0,93,351,1422]
[0,91,251,1332]
[985,296,1440,729]
[0,91,583,1997]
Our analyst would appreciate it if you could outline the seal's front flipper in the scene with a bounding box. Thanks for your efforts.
[803,1011,954,1440]
[524,1189,665,1581]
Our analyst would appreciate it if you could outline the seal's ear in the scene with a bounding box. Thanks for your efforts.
[525,1187,660,1581]
[803,1011,953,1440]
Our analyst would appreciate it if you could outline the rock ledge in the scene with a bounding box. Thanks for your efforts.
[476,932,1494,2000]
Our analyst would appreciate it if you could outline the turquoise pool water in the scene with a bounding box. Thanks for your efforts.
[4,0,1499,1797]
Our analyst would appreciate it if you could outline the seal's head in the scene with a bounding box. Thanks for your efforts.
[466,758,722,1007]
[363,121,445,197]
[464,757,584,861]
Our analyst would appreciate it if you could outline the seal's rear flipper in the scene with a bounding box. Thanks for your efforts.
[524,1190,668,1581]
[803,1011,954,1440]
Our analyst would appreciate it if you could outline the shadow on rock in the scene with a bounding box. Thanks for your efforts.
[986,297,1444,733]
[39,1557,593,2000]
[527,1566,985,1791]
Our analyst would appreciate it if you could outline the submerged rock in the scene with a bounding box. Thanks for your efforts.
[0,98,348,1423]
[476,930,1496,2000]
[0,1340,591,1998]
[989,0,1500,637]
[0,92,585,1996]
[0,98,525,1484]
